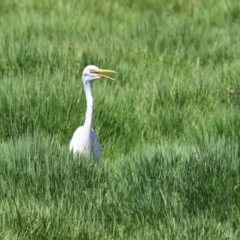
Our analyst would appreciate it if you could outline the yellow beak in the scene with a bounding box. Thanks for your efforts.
[91,68,116,80]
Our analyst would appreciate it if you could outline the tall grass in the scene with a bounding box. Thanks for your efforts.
[0,0,240,239]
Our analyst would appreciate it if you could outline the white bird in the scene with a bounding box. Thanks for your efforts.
[69,65,116,162]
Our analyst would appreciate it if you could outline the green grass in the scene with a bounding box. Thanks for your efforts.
[0,0,240,239]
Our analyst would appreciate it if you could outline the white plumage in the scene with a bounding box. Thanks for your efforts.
[69,65,116,162]
[70,126,100,160]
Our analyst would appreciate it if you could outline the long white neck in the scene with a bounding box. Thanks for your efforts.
[83,81,93,130]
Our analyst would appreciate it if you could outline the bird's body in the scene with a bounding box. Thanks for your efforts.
[69,65,115,162]
[69,126,100,159]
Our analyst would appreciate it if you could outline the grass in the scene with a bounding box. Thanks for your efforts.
[0,0,240,239]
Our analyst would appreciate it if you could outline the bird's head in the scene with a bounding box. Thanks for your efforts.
[82,65,116,84]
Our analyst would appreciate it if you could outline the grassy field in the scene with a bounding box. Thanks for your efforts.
[0,0,240,239]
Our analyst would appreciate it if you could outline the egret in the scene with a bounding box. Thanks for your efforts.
[69,65,116,162]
